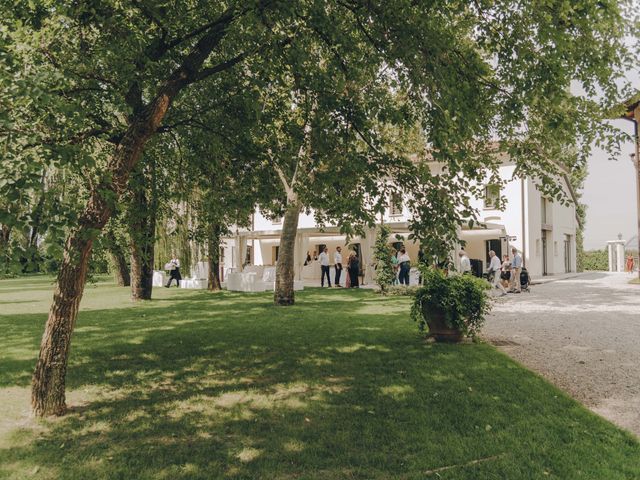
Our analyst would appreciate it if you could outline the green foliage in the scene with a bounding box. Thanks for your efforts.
[411,268,491,338]
[582,249,609,271]
[373,225,396,293]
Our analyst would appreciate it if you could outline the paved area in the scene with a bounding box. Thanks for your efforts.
[483,272,640,436]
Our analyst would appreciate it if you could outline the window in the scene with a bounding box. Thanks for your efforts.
[389,194,403,217]
[484,185,500,209]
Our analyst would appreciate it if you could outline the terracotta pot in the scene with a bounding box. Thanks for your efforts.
[422,305,464,343]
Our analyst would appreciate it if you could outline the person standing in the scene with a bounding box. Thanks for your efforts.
[626,253,634,273]
[510,247,523,293]
[391,250,400,284]
[500,254,512,290]
[488,250,506,296]
[319,247,331,287]
[334,246,343,287]
[348,252,360,288]
[397,248,411,285]
[458,250,471,274]
[165,253,182,288]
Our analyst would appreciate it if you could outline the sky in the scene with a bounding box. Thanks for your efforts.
[580,33,638,251]
[581,119,638,250]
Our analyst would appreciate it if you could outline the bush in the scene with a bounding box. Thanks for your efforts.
[581,249,608,271]
[410,267,491,337]
[374,225,396,293]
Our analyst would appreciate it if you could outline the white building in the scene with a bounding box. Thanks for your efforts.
[220,161,578,283]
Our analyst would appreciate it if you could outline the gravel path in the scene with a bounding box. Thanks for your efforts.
[483,272,640,436]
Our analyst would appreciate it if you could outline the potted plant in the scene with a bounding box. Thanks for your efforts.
[410,267,491,342]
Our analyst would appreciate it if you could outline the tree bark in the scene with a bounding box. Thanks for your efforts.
[274,202,301,305]
[207,224,222,291]
[31,8,244,416]
[128,165,156,300]
[31,83,182,417]
[104,230,130,287]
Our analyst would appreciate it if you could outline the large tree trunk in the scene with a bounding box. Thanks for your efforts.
[31,11,241,416]
[207,224,222,291]
[274,203,300,305]
[32,89,177,417]
[128,165,156,300]
[0,224,11,272]
[104,230,130,287]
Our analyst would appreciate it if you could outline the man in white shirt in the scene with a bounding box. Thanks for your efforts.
[510,247,523,293]
[165,253,182,288]
[319,247,331,287]
[458,250,471,274]
[334,246,343,287]
[397,248,411,285]
[488,250,506,296]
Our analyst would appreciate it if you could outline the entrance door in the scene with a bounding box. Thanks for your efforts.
[542,232,548,276]
[350,243,363,275]
[564,235,571,273]
[485,239,502,266]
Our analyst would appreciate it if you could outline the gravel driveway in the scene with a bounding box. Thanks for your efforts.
[483,272,640,436]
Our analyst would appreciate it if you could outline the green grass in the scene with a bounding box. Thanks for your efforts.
[0,277,638,479]
[630,277,640,285]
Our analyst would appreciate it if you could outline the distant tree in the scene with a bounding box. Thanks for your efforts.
[582,249,609,271]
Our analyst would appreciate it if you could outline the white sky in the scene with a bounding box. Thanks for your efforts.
[580,31,638,251]
[582,125,637,250]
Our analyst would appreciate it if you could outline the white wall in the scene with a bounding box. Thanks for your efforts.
[525,179,577,278]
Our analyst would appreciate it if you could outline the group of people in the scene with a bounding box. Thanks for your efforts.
[489,248,523,295]
[458,247,523,295]
[314,246,361,288]
[391,248,412,285]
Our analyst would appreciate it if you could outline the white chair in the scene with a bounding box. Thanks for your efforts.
[409,268,420,286]
[152,270,166,287]
[226,272,267,292]
[179,278,207,289]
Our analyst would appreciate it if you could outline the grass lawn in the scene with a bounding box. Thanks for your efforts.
[0,276,639,479]
[630,277,640,285]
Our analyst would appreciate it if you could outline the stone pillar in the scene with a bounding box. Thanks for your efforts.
[607,240,626,272]
[363,227,377,285]
[607,242,615,272]
[616,242,625,273]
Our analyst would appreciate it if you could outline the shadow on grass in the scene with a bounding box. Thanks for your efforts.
[1,288,639,479]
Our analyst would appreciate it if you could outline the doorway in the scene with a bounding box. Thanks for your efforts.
[564,235,571,273]
[485,239,502,266]
[542,232,548,276]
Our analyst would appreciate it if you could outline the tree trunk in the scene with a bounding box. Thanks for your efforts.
[274,202,301,305]
[31,193,112,416]
[0,224,11,272]
[207,224,222,291]
[31,11,239,416]
[128,165,156,301]
[32,89,177,417]
[104,230,130,287]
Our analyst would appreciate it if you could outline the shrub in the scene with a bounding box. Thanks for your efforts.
[374,225,396,293]
[410,267,491,338]
[581,249,608,271]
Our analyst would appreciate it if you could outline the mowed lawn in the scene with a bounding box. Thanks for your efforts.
[0,277,638,480]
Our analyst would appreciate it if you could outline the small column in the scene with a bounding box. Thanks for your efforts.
[607,242,615,272]
[616,242,625,273]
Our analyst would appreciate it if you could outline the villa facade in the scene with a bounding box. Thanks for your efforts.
[219,161,578,283]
